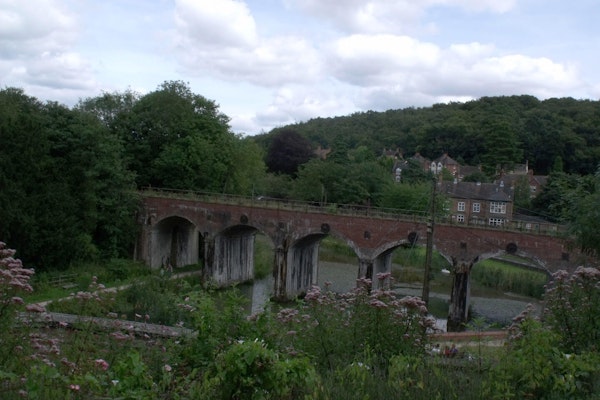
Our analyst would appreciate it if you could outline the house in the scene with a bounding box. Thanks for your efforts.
[431,153,460,176]
[498,164,548,199]
[410,152,430,171]
[441,180,514,226]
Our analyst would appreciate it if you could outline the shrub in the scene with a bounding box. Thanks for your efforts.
[486,308,600,399]
[274,274,435,373]
[543,266,600,353]
[200,340,318,399]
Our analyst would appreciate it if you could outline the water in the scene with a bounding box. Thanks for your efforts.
[241,261,542,330]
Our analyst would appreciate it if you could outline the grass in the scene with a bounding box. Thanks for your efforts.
[24,259,153,303]
[254,234,274,279]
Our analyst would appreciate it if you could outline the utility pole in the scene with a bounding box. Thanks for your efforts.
[422,176,436,306]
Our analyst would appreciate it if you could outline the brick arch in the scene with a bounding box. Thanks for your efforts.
[476,250,552,277]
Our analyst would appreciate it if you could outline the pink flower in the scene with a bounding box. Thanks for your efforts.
[69,384,80,391]
[164,364,172,372]
[95,358,109,371]
[25,303,46,313]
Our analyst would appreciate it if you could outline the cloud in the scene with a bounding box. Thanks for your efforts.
[354,48,582,112]
[174,0,258,48]
[173,0,322,86]
[0,0,98,103]
[251,84,357,130]
[285,0,517,34]
[328,34,441,86]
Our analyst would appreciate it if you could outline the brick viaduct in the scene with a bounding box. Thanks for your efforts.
[136,190,583,301]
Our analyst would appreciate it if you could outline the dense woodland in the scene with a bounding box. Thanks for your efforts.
[1,82,599,270]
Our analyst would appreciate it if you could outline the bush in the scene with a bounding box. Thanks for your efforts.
[543,267,600,353]
[274,275,435,374]
[200,340,318,399]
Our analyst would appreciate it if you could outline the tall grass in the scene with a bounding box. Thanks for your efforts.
[319,236,358,263]
[472,259,547,298]
[253,234,274,279]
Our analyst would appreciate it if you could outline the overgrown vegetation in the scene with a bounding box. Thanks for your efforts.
[1,242,599,399]
[472,259,548,298]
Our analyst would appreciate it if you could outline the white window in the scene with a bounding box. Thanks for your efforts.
[489,218,504,226]
[490,202,506,214]
[457,202,465,212]
[472,203,480,213]
[457,214,465,223]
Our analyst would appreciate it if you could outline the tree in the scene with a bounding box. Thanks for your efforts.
[0,88,137,268]
[567,167,600,258]
[480,119,523,176]
[124,81,233,188]
[265,128,314,176]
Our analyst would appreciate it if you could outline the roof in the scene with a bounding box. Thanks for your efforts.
[434,153,459,166]
[441,181,513,202]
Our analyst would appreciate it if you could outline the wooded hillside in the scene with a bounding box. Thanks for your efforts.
[255,95,600,176]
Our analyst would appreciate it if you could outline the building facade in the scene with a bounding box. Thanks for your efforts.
[441,181,514,226]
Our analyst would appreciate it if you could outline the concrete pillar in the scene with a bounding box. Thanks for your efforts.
[373,251,393,290]
[211,231,256,286]
[273,245,287,301]
[273,236,322,301]
[358,259,373,281]
[447,258,475,332]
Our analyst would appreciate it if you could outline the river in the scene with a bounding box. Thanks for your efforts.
[240,261,543,332]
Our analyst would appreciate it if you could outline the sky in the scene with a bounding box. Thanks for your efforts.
[1,0,599,135]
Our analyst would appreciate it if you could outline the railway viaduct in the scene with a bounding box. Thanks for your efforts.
[135,191,582,302]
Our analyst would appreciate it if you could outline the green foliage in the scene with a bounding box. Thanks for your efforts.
[471,260,547,298]
[2,246,600,399]
[201,340,318,399]
[543,267,600,354]
[256,95,600,176]
[253,235,274,279]
[487,314,600,399]
[379,181,431,214]
[567,168,600,258]
[273,281,434,374]
[318,236,357,263]
[0,88,138,269]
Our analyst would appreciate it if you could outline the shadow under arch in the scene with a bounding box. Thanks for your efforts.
[152,215,197,269]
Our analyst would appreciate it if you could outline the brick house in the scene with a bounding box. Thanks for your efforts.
[441,181,514,226]
[431,153,460,176]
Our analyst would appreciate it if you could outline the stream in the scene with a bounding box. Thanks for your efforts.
[240,261,543,332]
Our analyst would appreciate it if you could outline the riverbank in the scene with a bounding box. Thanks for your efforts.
[317,261,543,330]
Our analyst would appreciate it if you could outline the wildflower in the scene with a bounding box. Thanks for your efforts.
[69,384,80,392]
[369,299,388,308]
[164,364,172,372]
[25,303,46,313]
[110,331,131,341]
[95,358,109,371]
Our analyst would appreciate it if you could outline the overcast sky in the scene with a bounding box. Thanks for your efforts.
[1,0,598,135]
